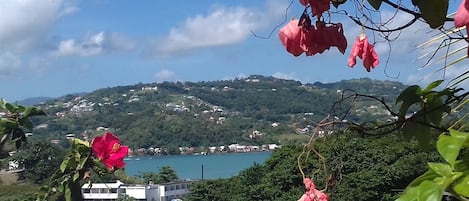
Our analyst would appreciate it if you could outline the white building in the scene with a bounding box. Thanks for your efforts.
[81,180,196,201]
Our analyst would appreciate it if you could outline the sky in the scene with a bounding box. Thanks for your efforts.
[0,0,466,102]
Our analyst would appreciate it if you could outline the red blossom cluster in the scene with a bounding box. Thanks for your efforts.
[279,0,380,72]
[279,4,346,57]
[455,0,469,58]
[92,132,129,170]
[297,178,329,201]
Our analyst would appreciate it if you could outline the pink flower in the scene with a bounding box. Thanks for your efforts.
[455,0,469,28]
[92,132,129,170]
[454,0,469,58]
[298,178,329,201]
[347,34,379,72]
[279,19,304,57]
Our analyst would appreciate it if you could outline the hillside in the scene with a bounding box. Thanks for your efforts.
[29,75,407,151]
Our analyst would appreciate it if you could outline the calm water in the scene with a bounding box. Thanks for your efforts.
[124,152,272,180]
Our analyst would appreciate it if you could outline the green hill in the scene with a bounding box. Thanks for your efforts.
[30,75,407,150]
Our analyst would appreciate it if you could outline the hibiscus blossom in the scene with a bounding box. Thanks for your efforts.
[454,0,469,58]
[347,34,379,72]
[298,178,329,201]
[92,132,129,170]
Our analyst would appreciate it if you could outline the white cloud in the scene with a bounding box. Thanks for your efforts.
[52,32,135,57]
[53,32,105,57]
[0,0,64,51]
[0,0,73,76]
[151,0,290,56]
[154,70,177,82]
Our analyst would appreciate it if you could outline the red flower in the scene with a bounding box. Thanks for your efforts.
[92,132,129,170]
[279,19,304,57]
[298,178,329,201]
[299,0,331,17]
[315,21,347,54]
[454,0,469,58]
[347,34,379,72]
[279,19,347,56]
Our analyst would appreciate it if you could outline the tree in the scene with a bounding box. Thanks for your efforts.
[138,166,179,184]
[11,140,65,184]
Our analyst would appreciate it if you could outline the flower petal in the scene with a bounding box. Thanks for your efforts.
[279,19,304,56]
[455,0,469,28]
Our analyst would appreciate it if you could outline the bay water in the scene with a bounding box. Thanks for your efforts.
[124,152,272,180]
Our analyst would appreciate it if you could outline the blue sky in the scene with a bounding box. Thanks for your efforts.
[0,0,465,102]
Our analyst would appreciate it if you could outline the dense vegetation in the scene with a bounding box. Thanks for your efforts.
[29,76,411,150]
[185,133,441,201]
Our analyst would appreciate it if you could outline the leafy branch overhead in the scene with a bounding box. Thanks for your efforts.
[0,99,46,150]
[396,80,466,149]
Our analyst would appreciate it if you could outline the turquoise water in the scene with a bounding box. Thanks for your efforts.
[124,152,272,180]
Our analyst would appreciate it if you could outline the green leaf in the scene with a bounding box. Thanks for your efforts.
[65,185,72,201]
[396,185,418,201]
[417,180,444,201]
[23,107,46,118]
[413,0,448,29]
[57,182,65,193]
[423,80,444,93]
[402,119,432,150]
[79,156,89,169]
[428,162,453,178]
[73,172,80,182]
[396,85,421,119]
[453,174,469,197]
[5,103,15,113]
[72,138,90,147]
[18,117,33,131]
[396,170,443,201]
[60,157,70,173]
[424,93,444,125]
[1,118,18,129]
[367,0,382,10]
[408,170,439,187]
[437,130,469,168]
[0,99,6,110]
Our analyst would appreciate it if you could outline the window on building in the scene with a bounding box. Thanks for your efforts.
[91,188,99,194]
[82,189,90,193]
[176,185,180,190]
[100,188,109,193]
[121,189,126,194]
[110,188,117,193]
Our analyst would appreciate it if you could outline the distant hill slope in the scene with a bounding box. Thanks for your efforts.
[16,97,54,106]
[30,75,407,150]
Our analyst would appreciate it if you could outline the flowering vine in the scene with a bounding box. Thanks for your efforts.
[40,132,128,201]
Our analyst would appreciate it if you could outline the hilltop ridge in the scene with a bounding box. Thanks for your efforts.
[29,75,406,153]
